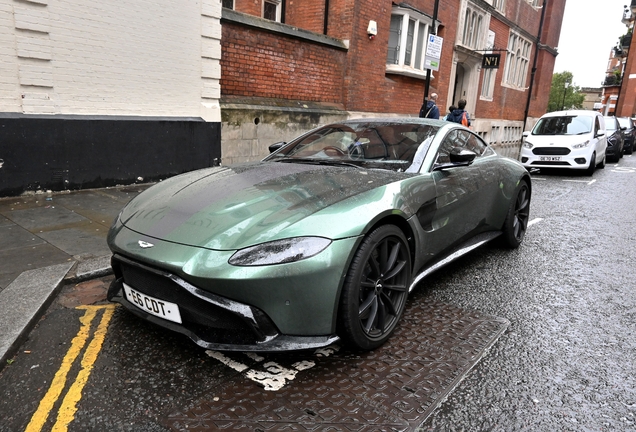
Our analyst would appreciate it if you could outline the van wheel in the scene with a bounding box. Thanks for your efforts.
[585,153,596,176]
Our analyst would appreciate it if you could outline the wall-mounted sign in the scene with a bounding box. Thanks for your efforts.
[424,35,443,71]
[482,54,501,69]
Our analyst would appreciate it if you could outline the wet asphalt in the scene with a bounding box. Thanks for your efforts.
[420,158,636,431]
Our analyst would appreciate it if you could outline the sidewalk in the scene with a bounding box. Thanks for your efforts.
[0,184,149,365]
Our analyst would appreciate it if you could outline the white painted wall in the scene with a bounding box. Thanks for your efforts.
[0,0,221,121]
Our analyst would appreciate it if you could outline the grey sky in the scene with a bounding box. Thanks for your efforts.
[553,0,628,88]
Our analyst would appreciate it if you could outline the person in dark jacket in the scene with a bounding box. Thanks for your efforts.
[446,99,471,126]
[419,93,440,119]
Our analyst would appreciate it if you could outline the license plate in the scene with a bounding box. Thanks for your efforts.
[539,156,561,162]
[123,283,182,324]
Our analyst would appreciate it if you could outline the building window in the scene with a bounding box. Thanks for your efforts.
[461,6,486,50]
[386,6,432,78]
[491,0,505,13]
[263,0,281,22]
[222,0,234,9]
[481,31,496,100]
[504,31,532,89]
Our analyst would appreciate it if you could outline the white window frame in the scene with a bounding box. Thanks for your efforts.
[460,5,486,50]
[480,31,497,100]
[489,0,505,13]
[386,6,433,79]
[503,31,532,89]
[263,0,281,22]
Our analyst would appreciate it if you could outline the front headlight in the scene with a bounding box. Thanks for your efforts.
[229,237,332,266]
[572,140,590,149]
[523,140,534,149]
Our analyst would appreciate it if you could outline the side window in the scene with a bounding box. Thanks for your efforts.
[465,132,488,156]
[435,129,463,164]
[435,129,490,165]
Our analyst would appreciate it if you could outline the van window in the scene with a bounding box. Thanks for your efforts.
[532,116,593,136]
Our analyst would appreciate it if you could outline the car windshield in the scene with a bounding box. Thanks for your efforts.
[604,117,617,131]
[266,121,439,172]
[532,116,593,135]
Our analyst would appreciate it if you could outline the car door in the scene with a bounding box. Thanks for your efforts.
[424,128,499,252]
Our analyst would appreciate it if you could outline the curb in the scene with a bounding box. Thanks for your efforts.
[0,256,113,369]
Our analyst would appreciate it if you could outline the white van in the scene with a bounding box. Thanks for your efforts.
[521,110,607,175]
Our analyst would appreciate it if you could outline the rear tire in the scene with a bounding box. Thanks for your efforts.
[338,225,411,350]
[500,180,530,248]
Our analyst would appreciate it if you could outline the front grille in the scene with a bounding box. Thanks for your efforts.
[532,147,571,155]
[114,257,260,344]
[531,161,570,166]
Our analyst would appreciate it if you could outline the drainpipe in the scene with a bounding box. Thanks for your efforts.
[281,0,286,23]
[523,0,547,132]
[323,0,329,35]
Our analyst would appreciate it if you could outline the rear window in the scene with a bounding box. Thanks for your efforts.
[617,117,632,128]
[532,116,593,136]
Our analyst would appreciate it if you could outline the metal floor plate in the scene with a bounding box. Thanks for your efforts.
[161,294,509,431]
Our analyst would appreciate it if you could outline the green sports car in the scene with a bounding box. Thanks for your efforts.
[107,118,531,351]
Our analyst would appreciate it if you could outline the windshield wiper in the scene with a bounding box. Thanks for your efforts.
[275,158,364,169]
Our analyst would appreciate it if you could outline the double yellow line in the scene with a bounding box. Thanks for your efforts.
[25,304,117,432]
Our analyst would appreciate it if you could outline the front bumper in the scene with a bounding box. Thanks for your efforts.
[108,254,339,352]
[520,146,593,170]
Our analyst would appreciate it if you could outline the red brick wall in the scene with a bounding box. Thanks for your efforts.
[221,21,346,103]
[285,1,326,33]
[234,0,262,17]
[223,0,564,119]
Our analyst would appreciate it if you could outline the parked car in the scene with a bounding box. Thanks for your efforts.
[604,116,625,161]
[107,118,531,352]
[521,110,607,175]
[617,116,635,155]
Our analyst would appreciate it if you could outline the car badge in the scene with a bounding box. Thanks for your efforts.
[138,240,154,249]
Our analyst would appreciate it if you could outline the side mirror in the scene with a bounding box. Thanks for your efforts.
[522,131,530,138]
[434,147,477,171]
[268,141,287,153]
[596,129,606,138]
[449,147,477,164]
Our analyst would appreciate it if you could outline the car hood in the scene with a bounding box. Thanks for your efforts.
[526,133,595,147]
[118,162,412,250]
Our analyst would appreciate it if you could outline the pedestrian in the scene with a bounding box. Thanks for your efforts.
[442,105,456,121]
[419,93,440,119]
[446,99,471,127]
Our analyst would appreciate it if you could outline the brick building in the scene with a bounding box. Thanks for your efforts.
[613,1,636,118]
[220,0,565,165]
[0,0,222,196]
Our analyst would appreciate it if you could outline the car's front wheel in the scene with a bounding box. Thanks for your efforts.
[338,225,411,350]
[585,152,596,176]
[500,180,530,248]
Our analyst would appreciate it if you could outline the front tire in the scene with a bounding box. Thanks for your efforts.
[338,225,411,350]
[500,180,530,248]
[585,152,596,176]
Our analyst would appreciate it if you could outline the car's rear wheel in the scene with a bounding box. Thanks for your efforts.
[500,180,530,248]
[338,225,411,350]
